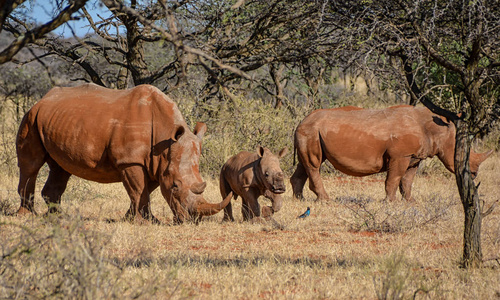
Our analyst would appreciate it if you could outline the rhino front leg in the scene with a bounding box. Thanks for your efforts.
[241,189,261,221]
[305,166,329,201]
[399,164,419,202]
[223,200,235,222]
[121,165,158,224]
[384,157,411,202]
[262,191,283,219]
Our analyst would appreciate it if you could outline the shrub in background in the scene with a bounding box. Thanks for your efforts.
[178,95,310,177]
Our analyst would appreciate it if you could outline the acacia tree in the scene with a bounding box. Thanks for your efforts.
[328,0,500,268]
[0,0,89,64]
[3,0,344,107]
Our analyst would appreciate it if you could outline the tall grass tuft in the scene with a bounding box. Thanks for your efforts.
[0,213,168,299]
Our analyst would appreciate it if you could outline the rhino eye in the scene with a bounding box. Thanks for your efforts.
[265,171,269,177]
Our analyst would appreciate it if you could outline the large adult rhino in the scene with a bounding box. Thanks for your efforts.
[16,84,231,223]
[291,105,492,202]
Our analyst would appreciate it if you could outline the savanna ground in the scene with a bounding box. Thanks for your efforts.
[0,93,499,299]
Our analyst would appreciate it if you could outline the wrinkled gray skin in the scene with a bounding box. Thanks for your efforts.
[220,146,288,222]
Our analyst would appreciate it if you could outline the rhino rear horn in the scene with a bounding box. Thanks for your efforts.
[196,192,233,217]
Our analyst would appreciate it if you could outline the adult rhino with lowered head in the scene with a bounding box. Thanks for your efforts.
[16,84,231,224]
[220,146,288,222]
[290,105,492,202]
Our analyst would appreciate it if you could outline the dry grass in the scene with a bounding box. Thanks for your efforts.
[1,93,498,299]
[1,153,499,299]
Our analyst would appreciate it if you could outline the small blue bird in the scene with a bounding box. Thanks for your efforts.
[297,207,310,219]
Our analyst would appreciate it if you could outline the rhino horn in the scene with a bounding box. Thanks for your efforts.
[196,192,233,216]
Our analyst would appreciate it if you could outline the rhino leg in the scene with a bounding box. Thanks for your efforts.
[41,158,72,214]
[290,162,308,200]
[223,201,235,222]
[384,157,411,202]
[144,181,160,221]
[241,189,261,221]
[17,142,46,216]
[220,176,235,222]
[399,164,419,202]
[121,166,158,224]
[305,166,329,201]
[17,167,41,215]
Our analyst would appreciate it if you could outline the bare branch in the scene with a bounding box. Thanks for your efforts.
[0,0,89,64]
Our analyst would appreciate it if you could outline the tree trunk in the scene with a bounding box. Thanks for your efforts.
[116,63,129,89]
[125,22,151,85]
[454,118,482,268]
[270,64,286,109]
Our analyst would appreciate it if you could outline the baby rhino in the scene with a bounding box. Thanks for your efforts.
[220,146,288,222]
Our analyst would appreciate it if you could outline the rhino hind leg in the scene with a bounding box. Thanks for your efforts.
[241,190,261,221]
[17,165,42,215]
[290,162,308,200]
[220,176,235,222]
[17,139,47,216]
[41,158,72,214]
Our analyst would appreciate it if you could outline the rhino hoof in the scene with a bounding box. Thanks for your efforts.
[261,206,273,218]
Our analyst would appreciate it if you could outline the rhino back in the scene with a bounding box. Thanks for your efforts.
[311,107,437,175]
[222,151,259,190]
[32,84,180,182]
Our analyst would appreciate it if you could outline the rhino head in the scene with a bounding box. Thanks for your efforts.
[256,146,288,213]
[159,122,231,224]
[470,149,493,178]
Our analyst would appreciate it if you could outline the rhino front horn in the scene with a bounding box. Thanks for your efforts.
[196,192,233,216]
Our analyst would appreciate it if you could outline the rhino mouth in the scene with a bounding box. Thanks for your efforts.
[271,187,286,194]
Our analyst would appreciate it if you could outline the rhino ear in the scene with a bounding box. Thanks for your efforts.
[193,122,207,139]
[172,125,185,142]
[278,147,288,158]
[256,146,265,157]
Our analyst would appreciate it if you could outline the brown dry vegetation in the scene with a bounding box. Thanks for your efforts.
[1,155,500,299]
[1,94,499,299]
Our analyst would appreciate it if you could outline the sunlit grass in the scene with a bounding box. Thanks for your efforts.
[1,153,499,299]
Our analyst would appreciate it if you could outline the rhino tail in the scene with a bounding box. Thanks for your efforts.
[293,131,298,166]
[318,131,327,162]
[293,144,297,166]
